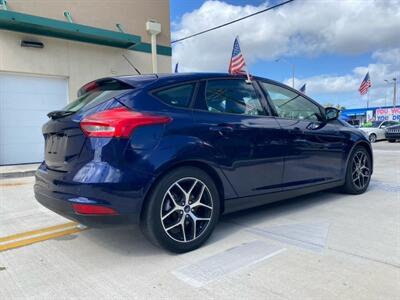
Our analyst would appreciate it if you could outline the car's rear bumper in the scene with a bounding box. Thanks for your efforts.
[34,163,154,227]
[34,187,138,227]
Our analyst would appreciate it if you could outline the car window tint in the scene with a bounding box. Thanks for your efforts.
[260,82,321,121]
[205,80,265,116]
[63,90,130,112]
[154,84,194,108]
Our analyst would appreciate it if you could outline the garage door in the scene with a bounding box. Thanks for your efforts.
[0,73,68,165]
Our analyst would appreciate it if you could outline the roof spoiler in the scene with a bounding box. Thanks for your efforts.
[77,77,136,97]
[77,75,159,97]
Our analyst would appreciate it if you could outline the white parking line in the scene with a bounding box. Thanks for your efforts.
[172,240,286,287]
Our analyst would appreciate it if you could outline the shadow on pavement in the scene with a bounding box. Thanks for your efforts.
[77,188,347,256]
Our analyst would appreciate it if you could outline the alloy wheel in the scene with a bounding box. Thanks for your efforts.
[160,177,213,243]
[369,134,376,143]
[351,151,370,190]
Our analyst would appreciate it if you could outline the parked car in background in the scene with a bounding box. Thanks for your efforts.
[34,73,373,252]
[385,124,400,142]
[360,120,399,142]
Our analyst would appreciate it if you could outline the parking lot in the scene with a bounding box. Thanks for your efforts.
[0,142,399,299]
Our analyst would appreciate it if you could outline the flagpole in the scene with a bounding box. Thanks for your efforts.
[236,35,251,83]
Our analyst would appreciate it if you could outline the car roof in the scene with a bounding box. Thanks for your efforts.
[111,72,286,88]
[107,72,323,106]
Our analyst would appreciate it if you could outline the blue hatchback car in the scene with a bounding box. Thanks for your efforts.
[35,73,373,252]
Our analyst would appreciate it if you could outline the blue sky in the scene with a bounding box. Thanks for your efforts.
[170,0,400,108]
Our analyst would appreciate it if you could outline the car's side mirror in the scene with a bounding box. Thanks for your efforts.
[325,107,340,121]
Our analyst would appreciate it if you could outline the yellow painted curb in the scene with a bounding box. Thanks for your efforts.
[0,223,86,252]
[0,222,77,243]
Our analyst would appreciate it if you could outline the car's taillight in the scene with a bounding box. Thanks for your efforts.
[72,203,118,215]
[80,107,171,138]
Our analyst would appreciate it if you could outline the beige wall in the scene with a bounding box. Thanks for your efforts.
[0,30,171,100]
[0,0,172,101]
[5,0,170,46]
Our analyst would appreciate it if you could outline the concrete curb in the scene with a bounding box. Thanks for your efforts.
[0,163,39,179]
[0,170,36,179]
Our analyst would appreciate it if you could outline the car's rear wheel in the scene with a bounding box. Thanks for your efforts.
[141,167,220,253]
[369,133,377,143]
[341,146,371,194]
[388,139,396,143]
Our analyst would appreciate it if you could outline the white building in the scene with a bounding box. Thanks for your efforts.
[0,0,171,164]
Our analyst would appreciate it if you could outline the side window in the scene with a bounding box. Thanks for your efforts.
[259,82,322,121]
[205,79,266,116]
[154,84,195,108]
[386,121,398,127]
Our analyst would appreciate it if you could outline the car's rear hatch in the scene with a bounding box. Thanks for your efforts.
[42,77,146,172]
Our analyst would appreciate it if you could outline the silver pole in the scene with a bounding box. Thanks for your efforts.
[393,78,397,108]
[275,58,295,88]
[292,64,295,88]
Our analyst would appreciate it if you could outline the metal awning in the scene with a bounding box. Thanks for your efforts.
[0,10,141,48]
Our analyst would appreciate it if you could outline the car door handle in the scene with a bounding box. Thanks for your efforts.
[209,124,234,134]
[292,126,304,134]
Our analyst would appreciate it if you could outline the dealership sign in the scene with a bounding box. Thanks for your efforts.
[376,107,400,121]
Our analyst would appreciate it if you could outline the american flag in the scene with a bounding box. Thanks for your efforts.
[359,72,371,95]
[299,83,306,93]
[228,37,247,75]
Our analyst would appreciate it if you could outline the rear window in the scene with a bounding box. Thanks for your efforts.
[154,84,195,108]
[63,79,133,112]
[63,90,129,112]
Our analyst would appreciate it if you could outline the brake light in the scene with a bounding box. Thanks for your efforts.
[80,107,171,138]
[72,203,118,215]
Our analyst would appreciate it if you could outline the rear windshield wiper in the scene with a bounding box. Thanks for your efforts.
[47,110,75,119]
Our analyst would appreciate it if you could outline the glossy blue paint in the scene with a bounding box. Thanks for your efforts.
[34,73,372,226]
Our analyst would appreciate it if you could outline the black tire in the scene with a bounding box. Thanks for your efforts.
[141,167,220,253]
[388,139,396,143]
[341,146,372,194]
[369,133,377,143]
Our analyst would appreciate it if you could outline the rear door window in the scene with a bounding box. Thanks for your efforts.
[154,83,195,108]
[204,79,266,116]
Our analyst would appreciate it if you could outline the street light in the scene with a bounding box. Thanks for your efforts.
[393,78,397,108]
[384,79,391,107]
[275,58,295,88]
[385,78,397,108]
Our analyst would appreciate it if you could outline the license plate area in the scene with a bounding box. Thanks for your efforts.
[46,134,67,155]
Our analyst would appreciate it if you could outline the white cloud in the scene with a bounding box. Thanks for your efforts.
[289,47,399,107]
[172,0,400,72]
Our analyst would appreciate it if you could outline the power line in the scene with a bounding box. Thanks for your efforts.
[171,0,295,44]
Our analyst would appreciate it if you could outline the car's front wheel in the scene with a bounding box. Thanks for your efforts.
[141,167,220,253]
[341,146,372,194]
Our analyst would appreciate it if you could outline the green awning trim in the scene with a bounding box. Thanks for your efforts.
[132,43,172,56]
[0,10,172,56]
